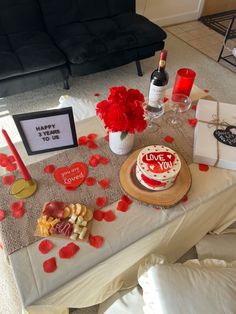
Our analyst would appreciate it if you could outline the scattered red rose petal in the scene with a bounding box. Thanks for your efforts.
[78,136,88,145]
[121,194,133,205]
[44,164,56,174]
[105,134,109,142]
[192,104,197,111]
[117,200,129,212]
[87,141,98,149]
[87,133,98,141]
[182,195,188,202]
[85,176,96,186]
[11,207,25,219]
[10,201,24,212]
[188,118,198,127]
[89,235,104,249]
[163,96,169,103]
[94,93,100,97]
[38,239,54,254]
[93,209,105,221]
[43,257,57,273]
[103,210,116,222]
[96,196,107,208]
[89,156,99,167]
[0,153,8,160]
[89,154,109,166]
[92,154,101,161]
[2,175,15,185]
[198,164,209,172]
[0,154,8,167]
[59,242,80,259]
[65,186,77,191]
[0,159,9,167]
[98,178,110,189]
[0,243,3,250]
[204,89,209,93]
[7,155,15,163]
[154,207,161,210]
[0,209,6,221]
[164,135,174,144]
[6,163,17,172]
[99,157,110,165]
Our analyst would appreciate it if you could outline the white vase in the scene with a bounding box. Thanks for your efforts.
[109,132,134,155]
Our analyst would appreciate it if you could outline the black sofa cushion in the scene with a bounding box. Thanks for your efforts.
[114,13,166,47]
[0,20,22,79]
[38,0,110,29]
[0,0,66,79]
[50,20,138,64]
[0,0,167,95]
[108,0,135,16]
[38,0,166,65]
[0,37,23,80]
[9,31,66,73]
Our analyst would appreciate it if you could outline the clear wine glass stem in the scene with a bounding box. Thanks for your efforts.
[147,116,153,128]
[171,108,178,124]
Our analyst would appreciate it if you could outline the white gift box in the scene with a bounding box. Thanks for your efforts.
[193,99,236,170]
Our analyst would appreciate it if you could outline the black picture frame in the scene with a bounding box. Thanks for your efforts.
[13,107,78,155]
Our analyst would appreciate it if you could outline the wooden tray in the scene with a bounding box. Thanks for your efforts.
[119,149,192,208]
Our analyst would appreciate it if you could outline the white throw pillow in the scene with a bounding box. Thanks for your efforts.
[138,255,236,314]
[196,234,236,261]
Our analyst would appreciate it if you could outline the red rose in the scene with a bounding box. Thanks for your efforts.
[96,100,109,120]
[126,89,145,107]
[96,86,146,133]
[108,86,127,105]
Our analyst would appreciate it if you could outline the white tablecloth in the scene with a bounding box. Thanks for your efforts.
[1,87,236,314]
[10,163,236,314]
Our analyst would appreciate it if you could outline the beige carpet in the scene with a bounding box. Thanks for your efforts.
[0,31,236,314]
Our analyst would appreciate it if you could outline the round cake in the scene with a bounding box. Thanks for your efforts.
[136,145,181,191]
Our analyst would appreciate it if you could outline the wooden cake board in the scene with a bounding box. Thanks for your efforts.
[119,149,192,208]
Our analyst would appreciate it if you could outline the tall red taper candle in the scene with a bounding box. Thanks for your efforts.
[2,129,32,181]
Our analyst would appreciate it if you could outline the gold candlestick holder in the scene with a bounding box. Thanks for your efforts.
[10,178,38,199]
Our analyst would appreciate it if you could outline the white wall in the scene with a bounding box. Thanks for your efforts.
[136,0,205,26]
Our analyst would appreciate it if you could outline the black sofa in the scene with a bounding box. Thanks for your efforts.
[0,0,167,97]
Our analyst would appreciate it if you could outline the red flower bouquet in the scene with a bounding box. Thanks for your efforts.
[96,86,147,138]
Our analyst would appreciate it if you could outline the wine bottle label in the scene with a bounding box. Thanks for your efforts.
[148,83,166,107]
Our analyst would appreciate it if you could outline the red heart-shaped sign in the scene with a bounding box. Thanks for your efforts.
[53,162,87,188]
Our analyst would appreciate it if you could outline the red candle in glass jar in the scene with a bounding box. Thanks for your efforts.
[172,68,196,97]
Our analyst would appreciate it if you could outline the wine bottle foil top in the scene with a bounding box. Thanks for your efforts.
[160,50,167,61]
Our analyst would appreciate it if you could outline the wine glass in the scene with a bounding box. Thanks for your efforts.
[169,94,192,125]
[143,98,165,129]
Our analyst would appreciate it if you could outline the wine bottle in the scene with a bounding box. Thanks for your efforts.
[148,50,169,108]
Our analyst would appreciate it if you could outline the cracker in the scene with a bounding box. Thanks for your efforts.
[63,207,71,218]
[84,208,93,222]
[68,203,76,215]
[75,203,82,216]
[81,205,87,217]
